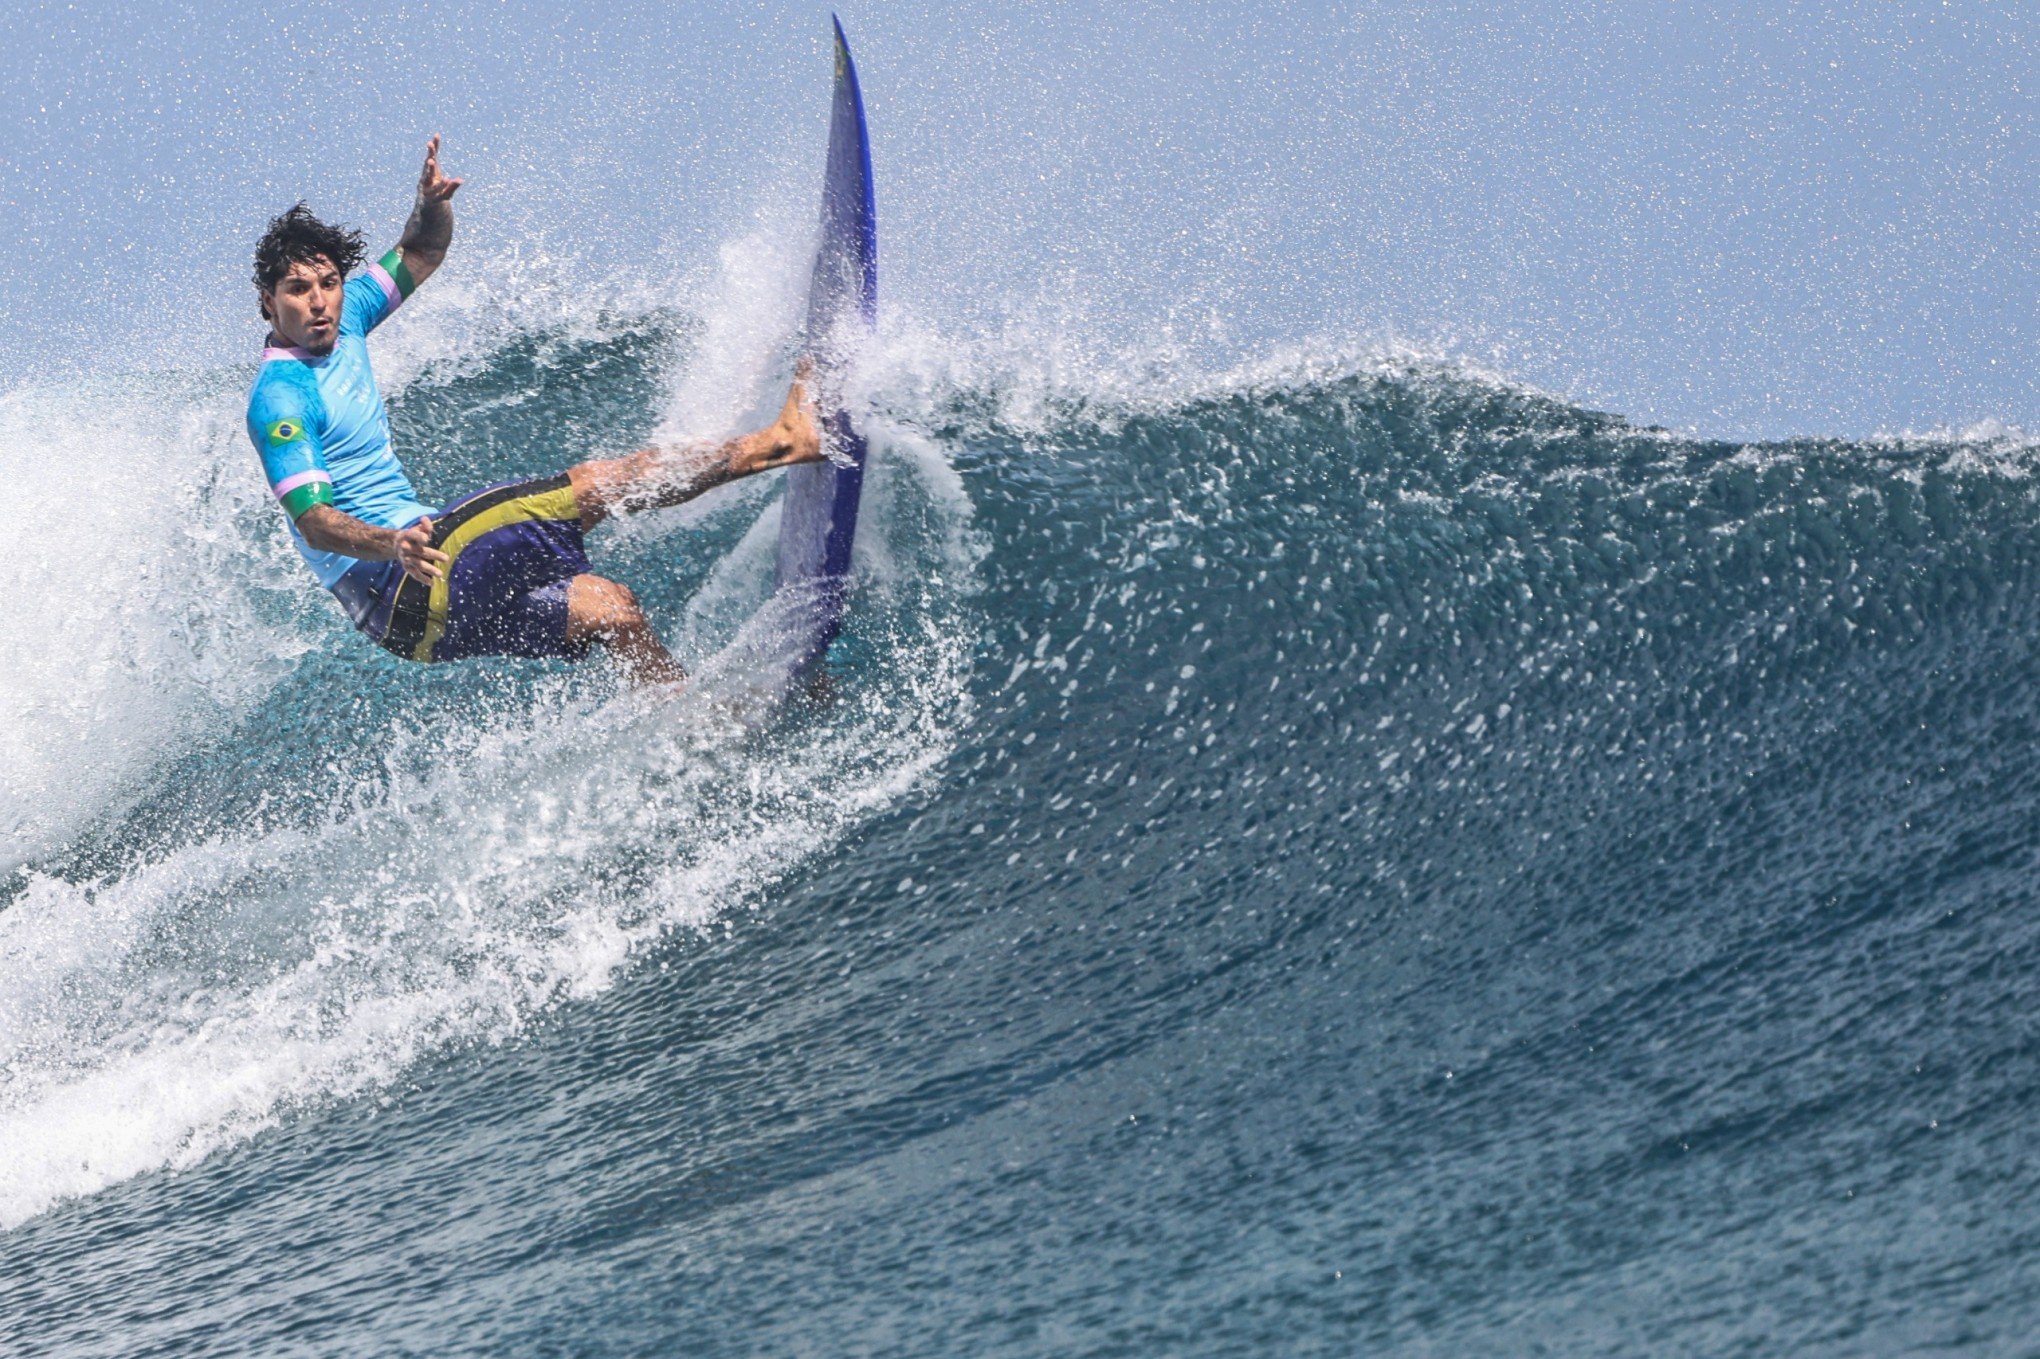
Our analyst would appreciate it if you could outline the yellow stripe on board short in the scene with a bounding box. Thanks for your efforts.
[413,485,581,663]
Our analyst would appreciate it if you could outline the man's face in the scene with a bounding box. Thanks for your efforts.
[261,256,344,354]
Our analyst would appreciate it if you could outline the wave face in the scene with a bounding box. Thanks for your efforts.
[5,304,2040,1354]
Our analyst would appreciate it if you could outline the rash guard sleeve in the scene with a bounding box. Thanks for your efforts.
[247,372,333,520]
[342,249,418,337]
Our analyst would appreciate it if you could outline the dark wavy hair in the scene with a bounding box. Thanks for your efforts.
[252,203,366,318]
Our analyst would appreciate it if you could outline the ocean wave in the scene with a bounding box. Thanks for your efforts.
[5,278,2038,1247]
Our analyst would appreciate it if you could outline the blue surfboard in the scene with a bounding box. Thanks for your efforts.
[769,15,876,688]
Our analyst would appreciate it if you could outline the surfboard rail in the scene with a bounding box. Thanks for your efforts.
[768,15,877,690]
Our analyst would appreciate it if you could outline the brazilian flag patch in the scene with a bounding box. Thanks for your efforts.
[266,418,304,447]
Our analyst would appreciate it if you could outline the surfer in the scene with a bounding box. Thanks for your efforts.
[245,136,822,685]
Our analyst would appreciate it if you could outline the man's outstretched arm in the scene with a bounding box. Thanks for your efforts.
[391,134,462,290]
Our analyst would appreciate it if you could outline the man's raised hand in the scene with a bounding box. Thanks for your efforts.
[418,134,463,203]
[399,135,460,286]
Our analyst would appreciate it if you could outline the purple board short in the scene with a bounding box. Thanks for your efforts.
[333,473,593,664]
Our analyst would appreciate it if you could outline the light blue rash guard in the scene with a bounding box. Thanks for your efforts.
[244,251,434,590]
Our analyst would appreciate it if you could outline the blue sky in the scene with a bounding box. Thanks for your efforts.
[0,0,2031,438]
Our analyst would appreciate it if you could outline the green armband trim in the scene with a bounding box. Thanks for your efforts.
[280,479,337,520]
[378,249,418,300]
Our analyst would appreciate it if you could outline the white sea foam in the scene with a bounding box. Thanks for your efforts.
[655,225,812,441]
[0,624,962,1229]
[0,376,309,875]
[854,308,1546,445]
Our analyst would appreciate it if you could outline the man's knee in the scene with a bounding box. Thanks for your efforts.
[568,574,646,637]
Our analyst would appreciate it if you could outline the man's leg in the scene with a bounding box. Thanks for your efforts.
[566,574,686,687]
[568,374,821,532]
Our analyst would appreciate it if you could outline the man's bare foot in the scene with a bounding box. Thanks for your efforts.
[568,364,832,526]
[760,365,823,470]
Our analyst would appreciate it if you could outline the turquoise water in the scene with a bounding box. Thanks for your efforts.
[5,297,2040,1353]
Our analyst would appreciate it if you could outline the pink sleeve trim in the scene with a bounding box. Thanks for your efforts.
[271,469,332,498]
[367,263,403,312]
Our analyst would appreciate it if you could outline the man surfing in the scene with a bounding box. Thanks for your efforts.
[246,136,820,685]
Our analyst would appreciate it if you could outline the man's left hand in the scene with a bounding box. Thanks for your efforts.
[417,133,463,204]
